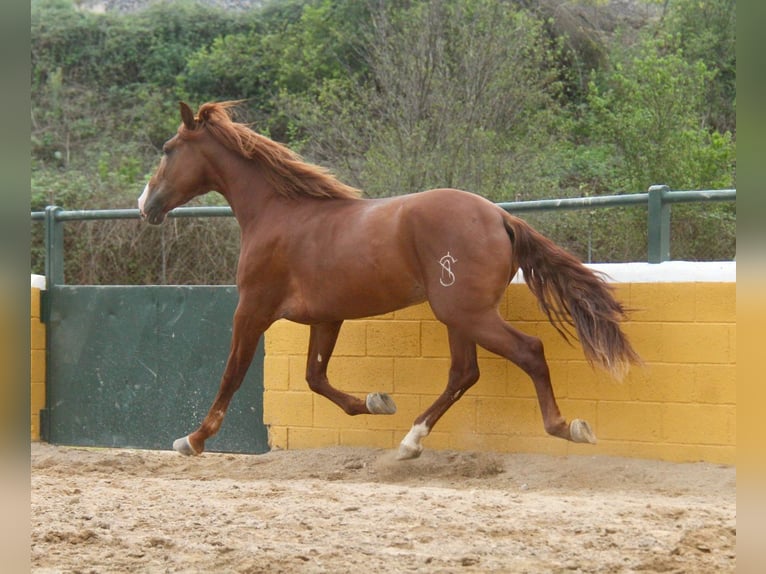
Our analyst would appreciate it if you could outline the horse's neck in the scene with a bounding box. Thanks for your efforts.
[215,158,278,227]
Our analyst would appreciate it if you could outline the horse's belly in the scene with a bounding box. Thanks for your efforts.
[286,272,426,323]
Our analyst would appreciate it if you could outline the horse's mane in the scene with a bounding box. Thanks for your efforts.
[180,101,362,200]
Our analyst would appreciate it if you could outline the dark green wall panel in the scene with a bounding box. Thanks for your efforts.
[44,285,268,454]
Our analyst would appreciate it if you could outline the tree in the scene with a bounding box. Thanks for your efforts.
[287,0,571,201]
[586,36,734,191]
[660,0,736,134]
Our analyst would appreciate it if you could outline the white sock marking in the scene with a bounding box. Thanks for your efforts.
[401,422,430,452]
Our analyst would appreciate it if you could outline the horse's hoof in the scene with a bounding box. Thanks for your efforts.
[366,392,397,415]
[570,419,597,444]
[173,435,200,456]
[396,442,423,461]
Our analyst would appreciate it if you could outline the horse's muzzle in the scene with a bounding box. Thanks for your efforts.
[138,184,167,225]
[141,208,168,225]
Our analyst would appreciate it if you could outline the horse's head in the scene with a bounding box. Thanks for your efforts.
[138,102,214,225]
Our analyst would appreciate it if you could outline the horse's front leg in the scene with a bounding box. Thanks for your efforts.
[173,303,268,456]
[306,321,396,415]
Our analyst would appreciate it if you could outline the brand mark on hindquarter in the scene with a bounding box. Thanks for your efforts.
[439,252,458,287]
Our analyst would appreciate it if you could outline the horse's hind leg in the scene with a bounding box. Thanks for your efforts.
[174,303,267,456]
[471,312,596,445]
[306,321,396,416]
[397,327,479,460]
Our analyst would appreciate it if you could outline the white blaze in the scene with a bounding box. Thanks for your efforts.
[138,184,149,214]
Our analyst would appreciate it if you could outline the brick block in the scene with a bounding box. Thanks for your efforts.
[661,403,736,445]
[264,355,289,390]
[287,355,308,390]
[567,360,632,401]
[422,431,451,451]
[504,286,545,322]
[268,426,288,449]
[597,440,735,465]
[506,361,537,398]
[475,357,507,396]
[366,321,420,357]
[630,362,696,403]
[450,431,504,453]
[597,401,662,442]
[429,396,477,434]
[263,391,313,427]
[394,357,450,395]
[30,319,45,351]
[622,322,664,363]
[313,396,370,429]
[265,320,309,355]
[455,432,509,453]
[660,323,732,364]
[31,414,40,442]
[629,283,696,322]
[340,428,395,448]
[694,283,736,322]
[589,440,657,460]
[334,321,366,356]
[367,312,395,320]
[535,324,586,362]
[327,357,394,393]
[694,364,736,404]
[31,381,45,413]
[476,397,540,435]
[657,443,736,465]
[611,284,631,308]
[421,321,450,357]
[30,349,46,385]
[31,288,41,319]
[506,436,569,455]
[287,427,339,449]
[394,302,434,321]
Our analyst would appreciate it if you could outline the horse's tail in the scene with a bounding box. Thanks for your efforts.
[503,212,641,379]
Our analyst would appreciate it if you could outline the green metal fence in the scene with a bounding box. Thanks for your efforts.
[32,185,736,284]
[496,185,735,264]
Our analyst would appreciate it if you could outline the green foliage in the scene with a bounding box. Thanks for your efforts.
[31,0,737,283]
[286,0,572,200]
[660,0,736,133]
[586,36,735,191]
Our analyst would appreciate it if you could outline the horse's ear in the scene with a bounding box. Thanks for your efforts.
[179,102,196,130]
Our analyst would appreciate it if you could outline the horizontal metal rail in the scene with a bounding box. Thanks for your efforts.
[497,188,735,212]
[30,205,233,221]
[32,186,735,287]
[31,188,735,221]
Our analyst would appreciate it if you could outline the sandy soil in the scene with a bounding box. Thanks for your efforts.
[31,443,735,573]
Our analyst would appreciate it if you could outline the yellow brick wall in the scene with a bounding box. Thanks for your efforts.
[30,287,46,441]
[264,282,736,464]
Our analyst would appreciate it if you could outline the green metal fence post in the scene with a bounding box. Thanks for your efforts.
[647,185,671,263]
[44,205,64,287]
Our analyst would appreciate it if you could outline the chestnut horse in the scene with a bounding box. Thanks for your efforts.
[138,101,640,460]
